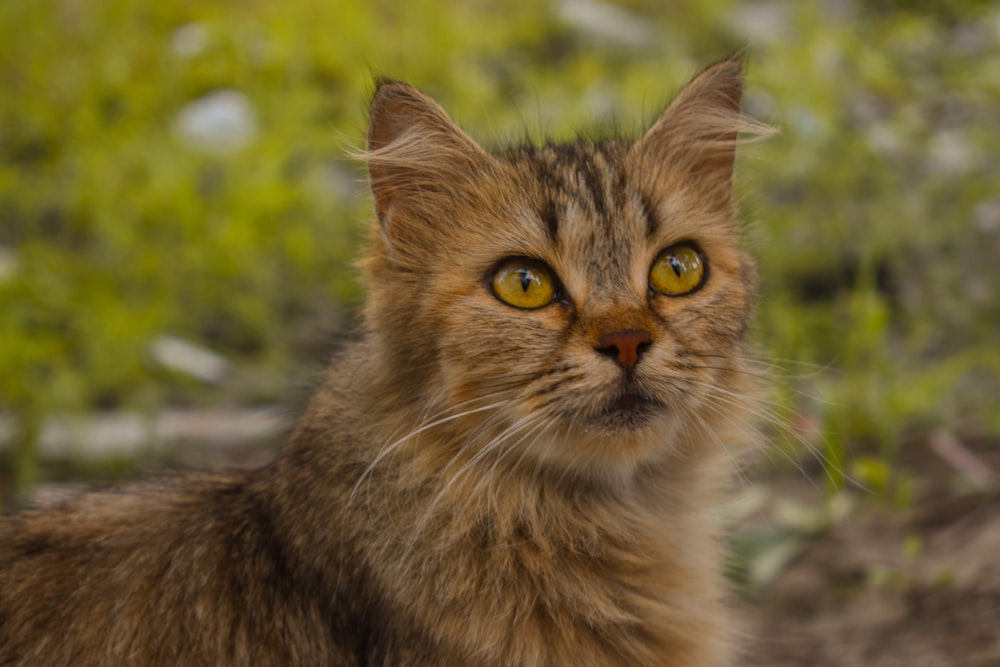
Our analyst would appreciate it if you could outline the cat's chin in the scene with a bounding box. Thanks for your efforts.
[524,389,679,475]
[536,409,681,481]
[589,391,665,431]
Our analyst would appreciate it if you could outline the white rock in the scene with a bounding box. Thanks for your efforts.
[973,199,1000,233]
[150,335,230,384]
[0,408,287,462]
[866,122,903,158]
[173,89,258,153]
[554,0,653,48]
[926,130,974,176]
[171,23,209,59]
[725,1,791,46]
[0,247,17,283]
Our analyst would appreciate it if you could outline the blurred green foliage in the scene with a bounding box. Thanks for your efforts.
[2,0,999,500]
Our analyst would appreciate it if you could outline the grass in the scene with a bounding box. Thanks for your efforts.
[2,0,998,502]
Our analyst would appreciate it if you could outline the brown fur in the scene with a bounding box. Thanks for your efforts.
[0,57,770,666]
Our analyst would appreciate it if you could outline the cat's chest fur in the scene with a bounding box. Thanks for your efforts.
[0,57,768,666]
[274,372,731,665]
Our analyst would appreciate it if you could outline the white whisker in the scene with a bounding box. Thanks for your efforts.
[349,395,510,502]
[679,374,867,492]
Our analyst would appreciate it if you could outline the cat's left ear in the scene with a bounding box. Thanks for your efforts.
[635,56,771,190]
[364,81,497,229]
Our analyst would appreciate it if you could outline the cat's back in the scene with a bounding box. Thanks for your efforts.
[0,472,347,667]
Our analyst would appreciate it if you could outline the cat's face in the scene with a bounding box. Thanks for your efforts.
[362,59,765,477]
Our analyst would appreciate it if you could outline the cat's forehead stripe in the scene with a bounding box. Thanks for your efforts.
[523,142,639,238]
[568,144,611,225]
[507,141,667,294]
[638,191,660,239]
[529,150,572,243]
[539,197,560,242]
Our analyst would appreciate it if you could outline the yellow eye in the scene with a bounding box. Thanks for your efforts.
[649,244,706,296]
[491,258,556,309]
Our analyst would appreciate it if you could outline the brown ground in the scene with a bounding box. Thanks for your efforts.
[739,434,1000,667]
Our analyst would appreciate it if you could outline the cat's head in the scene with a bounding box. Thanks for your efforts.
[359,58,770,479]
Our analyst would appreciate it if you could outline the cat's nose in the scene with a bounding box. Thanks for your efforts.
[595,330,652,369]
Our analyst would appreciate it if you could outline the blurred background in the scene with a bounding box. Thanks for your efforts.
[2,0,999,663]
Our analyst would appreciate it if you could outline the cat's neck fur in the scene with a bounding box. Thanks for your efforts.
[271,349,733,665]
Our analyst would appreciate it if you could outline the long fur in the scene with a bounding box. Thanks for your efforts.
[0,57,769,666]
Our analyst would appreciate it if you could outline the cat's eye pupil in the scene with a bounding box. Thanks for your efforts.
[670,257,682,277]
[519,269,532,293]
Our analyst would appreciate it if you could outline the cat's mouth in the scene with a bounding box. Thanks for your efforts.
[590,390,665,430]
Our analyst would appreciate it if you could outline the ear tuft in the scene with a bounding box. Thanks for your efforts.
[367,80,447,157]
[359,82,493,224]
[636,55,774,188]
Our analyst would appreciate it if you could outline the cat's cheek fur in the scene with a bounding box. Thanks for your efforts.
[438,305,567,410]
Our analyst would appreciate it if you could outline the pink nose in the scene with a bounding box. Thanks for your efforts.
[595,330,652,369]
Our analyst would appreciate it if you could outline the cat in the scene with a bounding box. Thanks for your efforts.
[0,56,770,666]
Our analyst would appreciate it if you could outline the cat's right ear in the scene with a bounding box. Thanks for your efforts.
[363,81,496,230]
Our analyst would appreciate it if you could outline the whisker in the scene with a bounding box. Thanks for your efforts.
[349,395,512,502]
[680,376,866,492]
[403,411,551,556]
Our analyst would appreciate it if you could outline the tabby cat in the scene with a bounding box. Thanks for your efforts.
[0,56,769,666]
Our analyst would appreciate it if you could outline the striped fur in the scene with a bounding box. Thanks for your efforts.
[0,57,769,666]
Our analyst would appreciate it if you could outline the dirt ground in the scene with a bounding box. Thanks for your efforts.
[739,434,1000,667]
